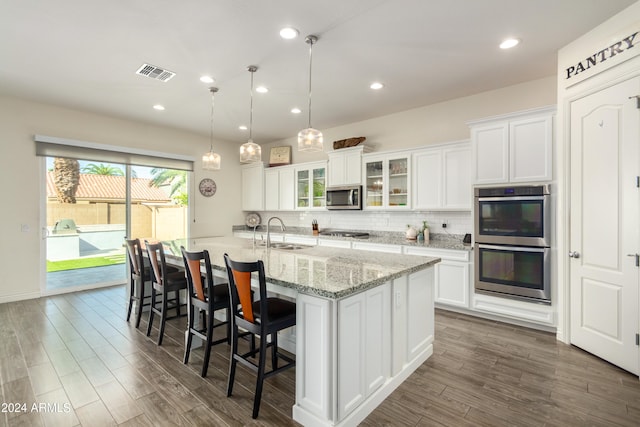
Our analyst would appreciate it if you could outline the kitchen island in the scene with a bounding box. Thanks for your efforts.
[162,236,440,427]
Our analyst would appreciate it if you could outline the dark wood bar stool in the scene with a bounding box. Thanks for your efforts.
[181,247,232,377]
[125,238,178,328]
[223,253,296,419]
[145,240,187,345]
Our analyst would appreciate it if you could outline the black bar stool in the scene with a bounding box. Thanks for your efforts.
[145,240,187,345]
[223,253,296,419]
[181,247,232,377]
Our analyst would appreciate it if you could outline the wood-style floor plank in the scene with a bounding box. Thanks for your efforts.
[0,285,639,426]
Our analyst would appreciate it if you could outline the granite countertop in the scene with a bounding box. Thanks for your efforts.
[232,225,471,251]
[162,236,439,300]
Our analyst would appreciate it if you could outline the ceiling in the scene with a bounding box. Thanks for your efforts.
[1,0,636,146]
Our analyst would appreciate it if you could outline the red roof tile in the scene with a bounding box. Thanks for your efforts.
[46,172,172,202]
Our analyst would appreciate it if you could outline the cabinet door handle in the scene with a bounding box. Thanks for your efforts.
[627,254,639,267]
[568,251,580,258]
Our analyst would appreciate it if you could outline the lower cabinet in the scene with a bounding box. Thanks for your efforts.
[337,283,391,420]
[404,246,470,308]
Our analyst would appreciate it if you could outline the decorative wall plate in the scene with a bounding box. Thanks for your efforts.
[245,212,261,228]
[198,178,217,197]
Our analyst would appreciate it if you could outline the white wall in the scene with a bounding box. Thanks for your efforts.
[555,1,640,342]
[261,76,557,164]
[0,95,244,303]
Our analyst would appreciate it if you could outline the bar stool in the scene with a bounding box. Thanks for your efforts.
[181,247,232,377]
[125,238,177,328]
[145,240,187,345]
[223,253,296,419]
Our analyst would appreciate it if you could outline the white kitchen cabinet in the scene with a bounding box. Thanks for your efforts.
[264,166,295,211]
[363,152,411,210]
[338,282,390,420]
[241,162,264,211]
[352,241,403,254]
[404,246,470,308]
[412,141,471,210]
[327,146,365,186]
[295,161,327,209]
[469,106,555,184]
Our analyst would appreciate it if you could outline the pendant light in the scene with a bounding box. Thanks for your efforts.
[239,65,262,163]
[202,87,221,170]
[298,35,323,152]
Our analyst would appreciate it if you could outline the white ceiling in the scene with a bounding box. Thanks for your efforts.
[1,0,636,146]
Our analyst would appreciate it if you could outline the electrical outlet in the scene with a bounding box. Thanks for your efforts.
[442,222,447,228]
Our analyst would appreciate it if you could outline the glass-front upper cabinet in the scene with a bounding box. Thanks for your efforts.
[363,153,410,209]
[296,161,327,210]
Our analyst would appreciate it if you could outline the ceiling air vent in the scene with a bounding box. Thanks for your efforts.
[135,63,176,82]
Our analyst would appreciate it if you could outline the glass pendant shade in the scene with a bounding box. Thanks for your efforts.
[298,35,323,152]
[202,151,221,170]
[298,127,323,152]
[239,140,261,163]
[240,66,262,163]
[203,87,221,170]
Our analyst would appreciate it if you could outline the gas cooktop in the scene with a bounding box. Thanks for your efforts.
[318,230,370,239]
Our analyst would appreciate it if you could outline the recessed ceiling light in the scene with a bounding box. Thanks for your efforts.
[200,75,214,83]
[291,107,302,114]
[153,104,165,111]
[239,125,248,131]
[280,27,299,40]
[256,86,268,93]
[370,82,384,90]
[500,38,520,49]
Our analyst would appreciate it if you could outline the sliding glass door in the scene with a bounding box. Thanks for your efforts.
[43,158,189,294]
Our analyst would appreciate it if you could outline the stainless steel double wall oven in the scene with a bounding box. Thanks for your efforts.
[474,185,551,304]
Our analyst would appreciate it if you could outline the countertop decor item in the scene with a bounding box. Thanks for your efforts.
[198,178,217,197]
[405,225,418,240]
[245,212,261,228]
[202,87,221,170]
[333,136,366,149]
[269,146,291,166]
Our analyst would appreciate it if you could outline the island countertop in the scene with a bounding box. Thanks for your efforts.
[162,236,440,300]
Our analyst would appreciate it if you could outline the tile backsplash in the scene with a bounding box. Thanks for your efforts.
[249,210,472,235]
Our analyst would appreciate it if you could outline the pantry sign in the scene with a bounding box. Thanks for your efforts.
[564,26,640,86]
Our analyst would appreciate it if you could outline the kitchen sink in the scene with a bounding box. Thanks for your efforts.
[268,242,312,250]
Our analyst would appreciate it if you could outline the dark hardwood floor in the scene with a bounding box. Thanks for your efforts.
[0,285,638,426]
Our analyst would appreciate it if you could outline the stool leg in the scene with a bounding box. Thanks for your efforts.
[135,278,145,329]
[184,303,194,365]
[271,332,278,370]
[252,334,267,419]
[146,287,156,337]
[227,321,239,397]
[157,288,167,345]
[201,308,213,377]
[126,276,134,322]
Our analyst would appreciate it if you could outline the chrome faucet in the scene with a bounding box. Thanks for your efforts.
[266,216,286,248]
[252,224,259,246]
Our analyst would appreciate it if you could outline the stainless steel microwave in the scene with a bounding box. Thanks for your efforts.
[326,185,362,210]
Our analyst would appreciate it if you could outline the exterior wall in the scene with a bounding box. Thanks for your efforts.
[46,202,186,241]
[555,1,640,342]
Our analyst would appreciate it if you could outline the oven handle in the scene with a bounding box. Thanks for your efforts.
[477,196,547,202]
[477,243,547,253]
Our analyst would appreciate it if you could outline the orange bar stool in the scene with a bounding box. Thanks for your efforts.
[144,240,187,345]
[181,247,232,377]
[223,253,296,419]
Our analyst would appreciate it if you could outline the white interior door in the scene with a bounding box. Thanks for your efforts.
[569,77,640,375]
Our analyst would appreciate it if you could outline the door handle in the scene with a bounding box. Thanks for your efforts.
[568,251,580,258]
[627,254,639,267]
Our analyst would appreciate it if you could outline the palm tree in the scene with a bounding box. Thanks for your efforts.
[82,163,124,176]
[149,168,188,206]
[53,158,80,203]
